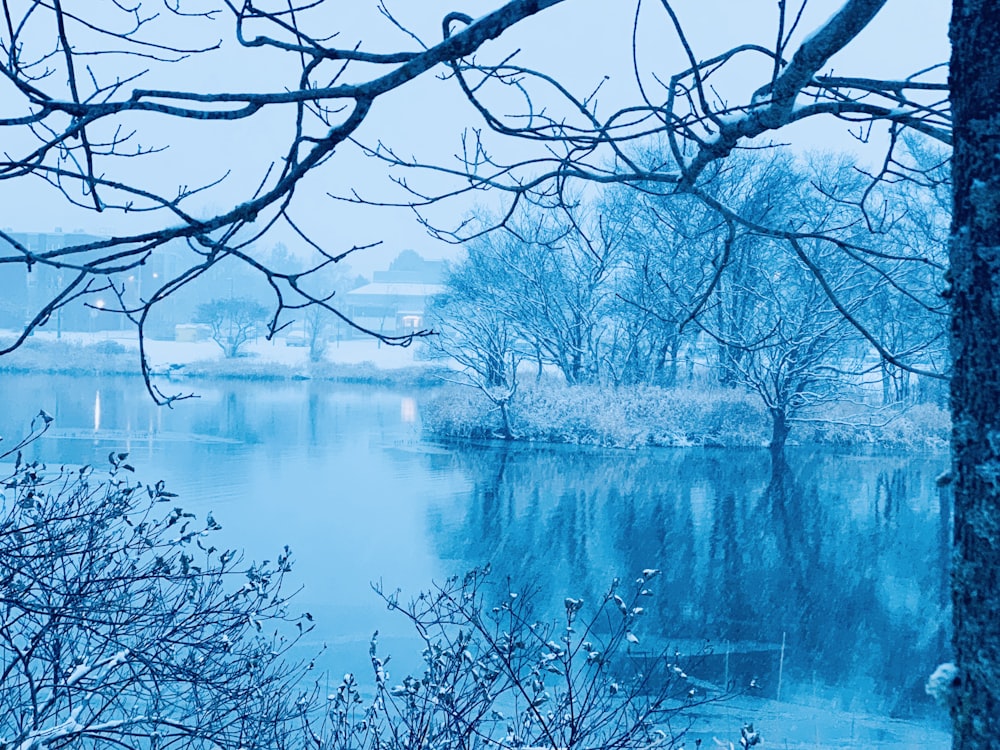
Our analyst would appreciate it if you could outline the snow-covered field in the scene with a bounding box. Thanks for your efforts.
[12,329,429,371]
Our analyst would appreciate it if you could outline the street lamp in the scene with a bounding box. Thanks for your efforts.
[90,298,105,335]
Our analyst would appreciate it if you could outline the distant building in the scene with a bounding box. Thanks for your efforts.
[1,230,106,333]
[343,250,446,335]
[371,249,445,285]
[0,230,188,336]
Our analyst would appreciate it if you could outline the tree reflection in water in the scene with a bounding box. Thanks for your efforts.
[432,443,950,719]
[0,376,951,722]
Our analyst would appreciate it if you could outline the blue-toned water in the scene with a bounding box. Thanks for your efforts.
[0,373,950,735]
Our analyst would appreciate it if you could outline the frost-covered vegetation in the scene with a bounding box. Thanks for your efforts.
[0,338,137,376]
[0,418,742,750]
[426,148,948,453]
[423,380,950,453]
[0,414,312,750]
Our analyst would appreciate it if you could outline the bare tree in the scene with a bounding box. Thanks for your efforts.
[614,150,809,389]
[0,0,566,403]
[510,207,627,385]
[195,296,268,358]
[302,305,332,363]
[428,248,525,438]
[864,139,951,404]
[611,187,707,387]
[449,203,629,386]
[707,237,867,454]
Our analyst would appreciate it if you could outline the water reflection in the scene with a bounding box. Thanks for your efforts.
[0,374,950,723]
[431,443,950,718]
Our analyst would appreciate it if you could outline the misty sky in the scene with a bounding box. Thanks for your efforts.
[0,1,950,275]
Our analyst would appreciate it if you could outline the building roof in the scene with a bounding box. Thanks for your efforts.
[345,282,446,298]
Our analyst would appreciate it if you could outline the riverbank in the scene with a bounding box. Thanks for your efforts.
[1,331,950,451]
[421,381,951,452]
[0,329,446,386]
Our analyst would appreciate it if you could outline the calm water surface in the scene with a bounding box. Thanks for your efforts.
[0,373,950,729]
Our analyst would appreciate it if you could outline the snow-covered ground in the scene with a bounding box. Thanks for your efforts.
[15,329,430,371]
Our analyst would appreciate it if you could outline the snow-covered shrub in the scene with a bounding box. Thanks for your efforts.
[423,380,948,452]
[795,401,950,452]
[320,566,724,750]
[0,338,135,375]
[649,387,767,446]
[0,414,315,750]
[176,356,299,380]
[422,385,506,439]
[423,382,770,448]
[90,339,128,355]
[875,402,951,452]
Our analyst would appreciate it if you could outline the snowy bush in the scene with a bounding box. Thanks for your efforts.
[422,381,949,451]
[795,401,950,452]
[0,338,135,375]
[317,566,721,750]
[423,382,770,448]
[422,385,507,439]
[0,414,316,750]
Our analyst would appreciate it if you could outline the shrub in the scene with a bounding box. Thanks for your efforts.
[320,566,726,750]
[0,339,135,375]
[422,381,950,452]
[0,414,314,750]
[795,401,950,453]
[0,417,744,750]
[423,382,770,448]
[90,339,128,355]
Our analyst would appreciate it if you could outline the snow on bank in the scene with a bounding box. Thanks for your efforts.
[3,329,434,372]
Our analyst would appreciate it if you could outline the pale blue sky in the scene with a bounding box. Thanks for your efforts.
[1,1,950,275]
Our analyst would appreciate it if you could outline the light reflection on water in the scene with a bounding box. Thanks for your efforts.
[0,374,950,726]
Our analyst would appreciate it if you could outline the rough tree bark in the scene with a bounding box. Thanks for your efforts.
[769,407,790,457]
[949,1,1000,745]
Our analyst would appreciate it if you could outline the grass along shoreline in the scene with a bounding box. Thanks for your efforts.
[421,381,950,453]
[0,336,446,387]
[1,336,949,452]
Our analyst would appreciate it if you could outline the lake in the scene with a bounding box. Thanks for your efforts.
[0,373,952,744]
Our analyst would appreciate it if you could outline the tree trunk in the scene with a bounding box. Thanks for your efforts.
[498,399,515,441]
[881,359,892,405]
[659,337,680,387]
[768,407,789,457]
[949,3,1000,745]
